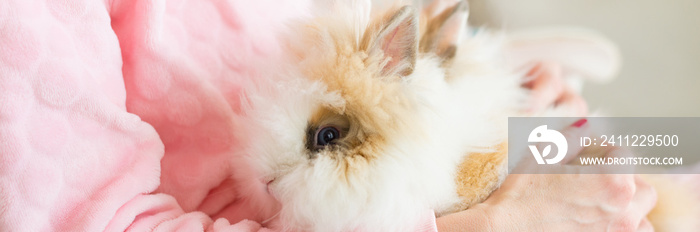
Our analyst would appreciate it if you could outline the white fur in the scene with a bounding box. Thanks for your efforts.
[231,20,526,232]
[224,0,624,230]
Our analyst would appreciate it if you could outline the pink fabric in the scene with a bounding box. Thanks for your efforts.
[1,0,439,231]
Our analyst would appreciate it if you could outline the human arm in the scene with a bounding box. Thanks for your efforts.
[436,62,654,232]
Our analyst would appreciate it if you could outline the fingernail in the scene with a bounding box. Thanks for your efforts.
[571,118,587,128]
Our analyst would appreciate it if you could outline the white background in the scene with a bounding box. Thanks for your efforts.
[469,0,700,116]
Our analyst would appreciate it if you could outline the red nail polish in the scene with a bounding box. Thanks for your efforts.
[571,119,587,128]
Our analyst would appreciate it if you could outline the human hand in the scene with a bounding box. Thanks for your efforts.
[523,61,588,116]
[437,122,658,232]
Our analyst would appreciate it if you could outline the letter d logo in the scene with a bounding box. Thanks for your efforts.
[528,125,568,164]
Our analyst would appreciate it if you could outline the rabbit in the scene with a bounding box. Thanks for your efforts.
[231,1,523,230]
[230,0,698,231]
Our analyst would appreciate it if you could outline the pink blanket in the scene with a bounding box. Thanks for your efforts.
[1,0,441,230]
[9,0,696,231]
[1,0,326,231]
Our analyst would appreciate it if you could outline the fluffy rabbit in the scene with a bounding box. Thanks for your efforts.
[232,1,523,229]
[231,1,694,231]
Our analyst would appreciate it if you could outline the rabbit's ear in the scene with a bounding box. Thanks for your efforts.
[420,0,469,61]
[362,6,419,77]
[505,28,621,84]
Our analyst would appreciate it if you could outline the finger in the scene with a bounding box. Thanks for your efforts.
[559,118,591,164]
[529,63,565,112]
[521,62,543,88]
[525,62,565,113]
[555,87,589,117]
[637,218,654,232]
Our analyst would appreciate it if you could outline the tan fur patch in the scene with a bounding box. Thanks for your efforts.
[295,9,422,172]
[419,1,465,63]
[419,5,452,53]
[453,142,508,212]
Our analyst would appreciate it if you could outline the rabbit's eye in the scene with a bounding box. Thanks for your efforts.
[315,126,340,148]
